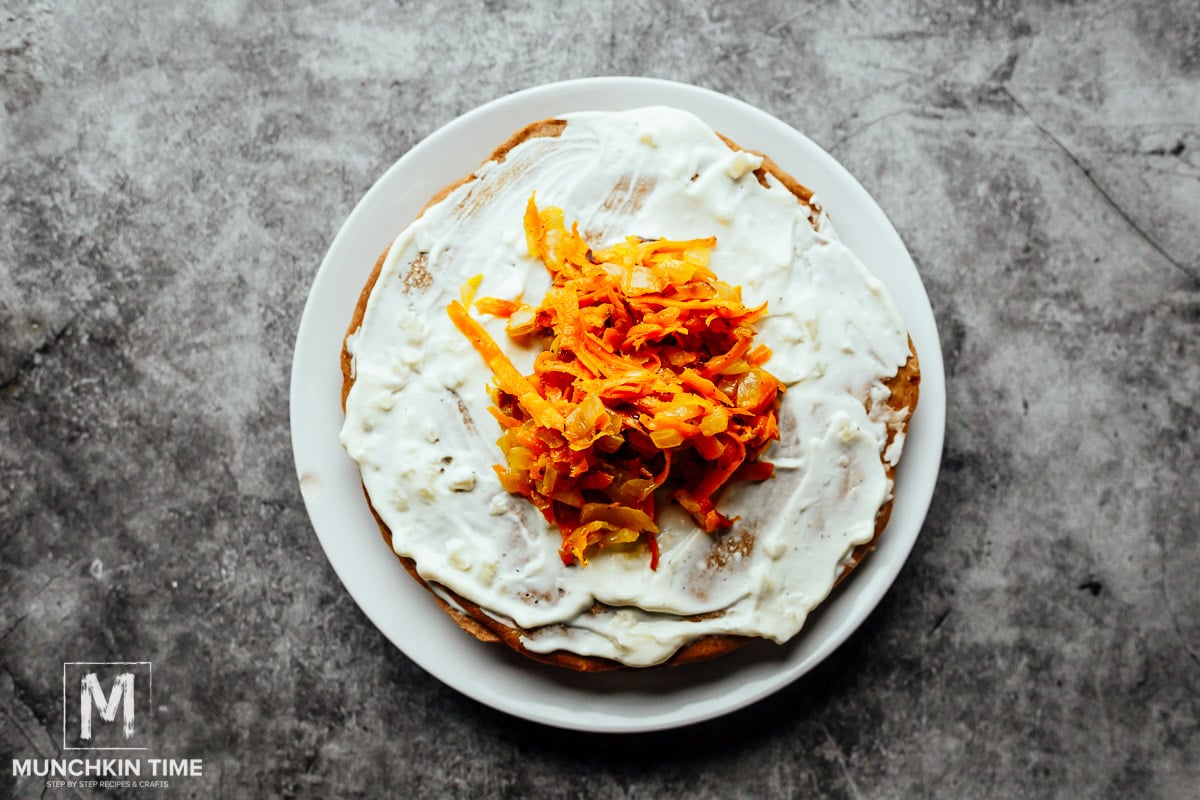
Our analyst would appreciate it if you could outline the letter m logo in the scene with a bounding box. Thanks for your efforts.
[63,662,152,750]
[80,672,135,739]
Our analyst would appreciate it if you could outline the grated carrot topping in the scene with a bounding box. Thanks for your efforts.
[447,194,784,569]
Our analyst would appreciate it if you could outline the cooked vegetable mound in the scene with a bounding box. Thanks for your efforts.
[447,194,783,569]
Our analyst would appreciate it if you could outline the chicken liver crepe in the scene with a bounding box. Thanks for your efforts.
[340,107,919,669]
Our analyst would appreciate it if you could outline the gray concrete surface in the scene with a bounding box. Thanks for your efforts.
[2,0,1198,797]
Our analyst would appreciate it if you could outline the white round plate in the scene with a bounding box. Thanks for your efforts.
[290,77,945,733]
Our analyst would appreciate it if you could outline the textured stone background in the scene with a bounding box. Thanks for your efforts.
[2,0,1198,797]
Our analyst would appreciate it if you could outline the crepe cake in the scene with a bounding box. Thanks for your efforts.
[340,107,920,670]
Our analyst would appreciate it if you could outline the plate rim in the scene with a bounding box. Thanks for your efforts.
[290,75,946,733]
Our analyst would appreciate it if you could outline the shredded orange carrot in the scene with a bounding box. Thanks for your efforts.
[474,297,521,318]
[447,194,784,569]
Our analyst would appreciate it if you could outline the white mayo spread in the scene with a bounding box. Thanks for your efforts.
[340,107,911,666]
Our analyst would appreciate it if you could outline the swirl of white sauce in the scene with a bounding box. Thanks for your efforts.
[341,107,910,666]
